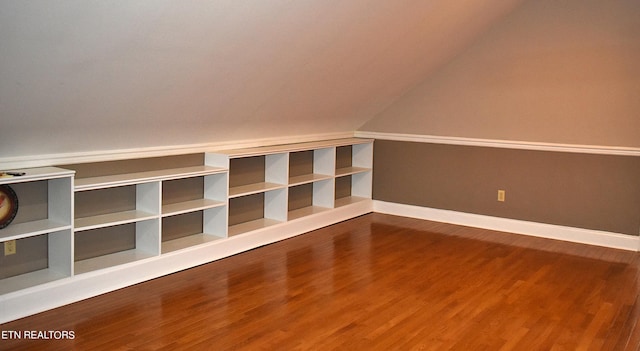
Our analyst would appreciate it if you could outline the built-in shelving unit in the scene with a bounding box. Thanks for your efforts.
[334,143,373,208]
[206,137,373,226]
[0,167,74,294]
[72,165,227,273]
[160,172,227,253]
[1,138,372,324]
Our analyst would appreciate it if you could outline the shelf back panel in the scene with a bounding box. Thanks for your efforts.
[335,175,352,199]
[75,185,136,219]
[8,181,48,224]
[289,151,314,178]
[288,184,313,211]
[162,212,203,242]
[335,146,353,170]
[162,177,204,206]
[0,234,48,280]
[229,193,264,226]
[74,224,136,261]
[229,156,265,188]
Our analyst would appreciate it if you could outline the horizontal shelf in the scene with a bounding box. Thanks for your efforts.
[335,167,370,177]
[214,138,373,158]
[288,206,331,221]
[228,218,282,237]
[0,220,70,242]
[288,173,332,187]
[0,167,74,185]
[74,166,226,191]
[162,199,226,217]
[74,249,155,275]
[161,233,224,254]
[335,196,369,208]
[74,210,157,232]
[0,268,69,295]
[228,182,285,198]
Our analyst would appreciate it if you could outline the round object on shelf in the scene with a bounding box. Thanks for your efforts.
[0,185,19,229]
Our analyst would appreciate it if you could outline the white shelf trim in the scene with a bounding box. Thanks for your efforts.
[288,173,333,186]
[335,166,371,177]
[161,233,223,254]
[0,132,356,170]
[161,199,226,217]
[74,249,155,275]
[0,167,75,185]
[228,182,286,198]
[74,165,225,191]
[0,220,70,242]
[355,131,640,156]
[74,210,157,232]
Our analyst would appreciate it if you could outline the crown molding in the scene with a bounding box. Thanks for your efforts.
[355,131,640,156]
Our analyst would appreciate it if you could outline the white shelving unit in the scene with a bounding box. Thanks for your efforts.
[334,143,373,208]
[160,172,228,253]
[223,152,289,236]
[0,167,74,295]
[1,138,372,324]
[72,165,227,273]
[206,137,374,227]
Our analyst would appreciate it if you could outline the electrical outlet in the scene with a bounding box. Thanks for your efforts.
[4,240,16,255]
[497,190,506,202]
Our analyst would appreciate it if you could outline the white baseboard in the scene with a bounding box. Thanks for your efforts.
[373,200,639,252]
[0,200,373,324]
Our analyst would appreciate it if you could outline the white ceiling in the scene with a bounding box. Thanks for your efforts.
[0,0,524,158]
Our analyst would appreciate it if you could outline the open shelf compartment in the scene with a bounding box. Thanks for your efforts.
[287,179,333,221]
[227,153,288,198]
[161,206,227,254]
[74,182,160,232]
[228,188,286,237]
[74,219,160,275]
[0,229,72,295]
[1,175,73,242]
[161,173,227,217]
[288,148,334,186]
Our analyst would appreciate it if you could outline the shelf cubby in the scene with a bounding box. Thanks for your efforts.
[1,173,73,242]
[287,180,333,221]
[288,148,334,186]
[74,182,160,232]
[334,142,373,207]
[161,206,227,253]
[161,173,227,217]
[228,188,286,237]
[74,219,159,274]
[0,229,72,295]
[228,154,287,198]
[0,167,74,294]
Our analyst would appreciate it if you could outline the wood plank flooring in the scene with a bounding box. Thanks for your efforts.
[1,213,639,350]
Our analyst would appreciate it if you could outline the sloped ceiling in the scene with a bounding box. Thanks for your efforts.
[360,0,640,148]
[0,0,524,159]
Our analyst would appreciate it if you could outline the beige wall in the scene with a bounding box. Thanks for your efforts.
[360,0,640,148]
[373,140,640,236]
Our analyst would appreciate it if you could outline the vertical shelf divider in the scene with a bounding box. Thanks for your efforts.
[315,147,337,209]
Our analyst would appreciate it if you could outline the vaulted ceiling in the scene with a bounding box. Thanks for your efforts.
[0,0,524,158]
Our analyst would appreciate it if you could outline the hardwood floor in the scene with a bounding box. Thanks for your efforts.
[2,213,639,350]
